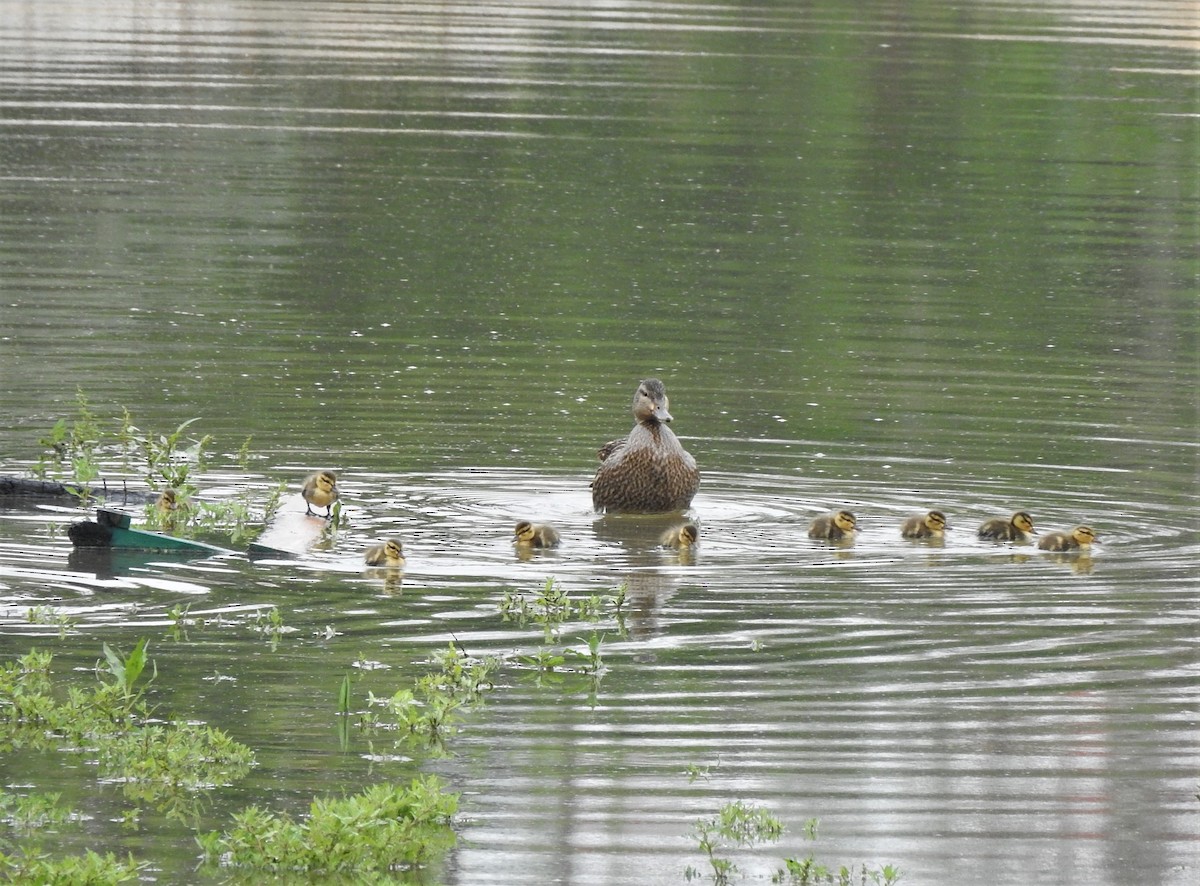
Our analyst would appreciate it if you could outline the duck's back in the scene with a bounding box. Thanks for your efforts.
[592,422,698,513]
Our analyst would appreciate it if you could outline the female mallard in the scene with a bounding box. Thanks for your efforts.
[659,521,699,549]
[809,510,856,540]
[514,521,561,548]
[978,511,1035,541]
[302,470,338,518]
[364,537,405,566]
[591,379,699,513]
[901,510,947,539]
[1037,525,1097,551]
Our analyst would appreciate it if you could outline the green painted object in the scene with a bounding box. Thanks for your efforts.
[91,508,234,555]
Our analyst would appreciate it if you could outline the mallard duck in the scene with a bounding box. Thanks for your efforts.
[978,511,1035,541]
[364,537,405,566]
[591,379,699,513]
[901,510,947,539]
[301,470,338,517]
[1037,525,1097,551]
[808,510,856,540]
[660,521,699,549]
[514,521,561,548]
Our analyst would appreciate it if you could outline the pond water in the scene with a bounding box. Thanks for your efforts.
[0,1,1197,883]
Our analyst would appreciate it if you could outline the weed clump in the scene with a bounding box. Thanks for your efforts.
[197,776,457,876]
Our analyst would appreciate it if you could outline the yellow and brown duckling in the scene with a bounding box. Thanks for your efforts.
[978,511,1035,541]
[301,470,339,518]
[364,537,405,566]
[1037,525,1097,551]
[808,510,857,540]
[514,521,561,548]
[155,488,181,512]
[901,510,948,539]
[659,521,699,549]
[591,378,700,514]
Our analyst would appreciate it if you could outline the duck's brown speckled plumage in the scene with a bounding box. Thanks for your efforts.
[1037,525,1096,551]
[591,379,699,513]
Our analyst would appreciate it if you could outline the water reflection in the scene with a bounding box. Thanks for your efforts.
[0,0,1196,883]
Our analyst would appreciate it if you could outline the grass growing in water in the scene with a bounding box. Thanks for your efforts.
[196,776,457,878]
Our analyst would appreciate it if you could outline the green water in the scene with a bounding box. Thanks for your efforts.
[0,1,1196,883]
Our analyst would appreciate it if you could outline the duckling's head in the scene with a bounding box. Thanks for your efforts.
[1071,525,1097,546]
[1012,511,1035,534]
[316,471,338,492]
[678,523,699,546]
[514,521,535,544]
[632,378,672,424]
[925,510,947,531]
[156,489,178,510]
[833,510,857,533]
[383,538,404,561]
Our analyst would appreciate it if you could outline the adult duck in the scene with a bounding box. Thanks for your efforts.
[591,379,699,513]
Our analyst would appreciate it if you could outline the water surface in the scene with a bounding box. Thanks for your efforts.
[0,1,1196,884]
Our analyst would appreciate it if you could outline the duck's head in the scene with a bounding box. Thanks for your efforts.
[632,378,672,424]
[316,471,338,492]
[925,510,948,531]
[514,521,535,543]
[834,510,857,533]
[157,489,178,510]
[678,523,699,546]
[1012,511,1035,534]
[385,538,404,559]
[1070,525,1097,546]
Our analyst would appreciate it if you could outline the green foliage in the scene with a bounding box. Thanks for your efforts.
[362,642,499,750]
[0,790,79,831]
[0,848,145,884]
[0,646,254,805]
[773,818,903,886]
[197,776,457,876]
[33,389,103,501]
[690,800,785,885]
[101,638,154,703]
[500,577,626,640]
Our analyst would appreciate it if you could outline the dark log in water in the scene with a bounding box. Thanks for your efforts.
[0,474,154,503]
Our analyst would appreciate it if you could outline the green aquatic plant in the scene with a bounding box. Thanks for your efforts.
[774,818,903,886]
[688,800,785,885]
[0,847,146,884]
[501,577,627,640]
[0,645,253,803]
[197,776,458,877]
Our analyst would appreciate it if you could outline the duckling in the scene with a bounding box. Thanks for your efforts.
[514,521,561,548]
[591,378,699,513]
[978,511,1035,541]
[301,470,338,518]
[364,537,405,566]
[901,510,947,539]
[156,488,180,512]
[808,510,857,540]
[1038,525,1097,551]
[660,521,699,549]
